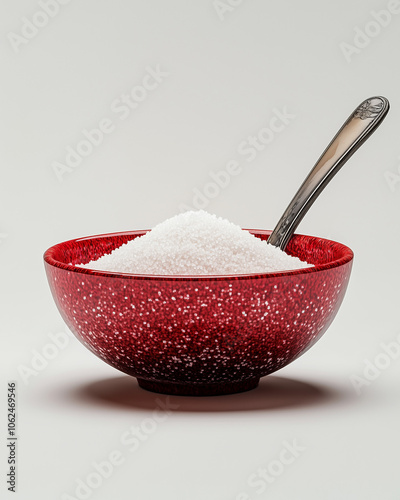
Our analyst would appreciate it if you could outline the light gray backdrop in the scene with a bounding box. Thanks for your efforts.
[1,0,400,499]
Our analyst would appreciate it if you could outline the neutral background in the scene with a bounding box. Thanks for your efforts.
[1,0,400,498]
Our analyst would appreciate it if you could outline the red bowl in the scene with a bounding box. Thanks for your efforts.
[44,230,353,396]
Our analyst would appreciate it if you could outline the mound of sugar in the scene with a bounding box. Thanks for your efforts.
[80,210,312,275]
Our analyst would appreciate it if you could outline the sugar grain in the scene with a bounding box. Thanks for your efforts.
[81,211,312,275]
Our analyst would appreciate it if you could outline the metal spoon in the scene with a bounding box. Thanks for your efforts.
[267,96,390,250]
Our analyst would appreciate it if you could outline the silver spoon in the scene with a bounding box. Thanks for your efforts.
[267,96,390,250]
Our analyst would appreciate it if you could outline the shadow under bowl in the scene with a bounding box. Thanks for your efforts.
[44,229,353,396]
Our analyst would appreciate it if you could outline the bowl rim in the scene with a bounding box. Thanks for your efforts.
[43,229,354,282]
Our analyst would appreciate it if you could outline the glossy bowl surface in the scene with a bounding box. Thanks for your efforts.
[44,230,353,396]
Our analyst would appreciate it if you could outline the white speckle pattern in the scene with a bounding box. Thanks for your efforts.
[44,230,353,396]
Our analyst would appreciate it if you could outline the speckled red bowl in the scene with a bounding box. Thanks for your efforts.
[44,230,353,396]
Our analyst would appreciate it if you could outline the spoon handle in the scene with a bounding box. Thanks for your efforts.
[267,96,390,250]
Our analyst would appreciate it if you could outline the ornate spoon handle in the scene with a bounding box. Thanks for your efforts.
[267,96,390,250]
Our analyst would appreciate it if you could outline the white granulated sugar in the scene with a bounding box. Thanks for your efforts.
[81,211,312,275]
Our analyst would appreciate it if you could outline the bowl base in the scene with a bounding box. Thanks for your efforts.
[136,377,260,396]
